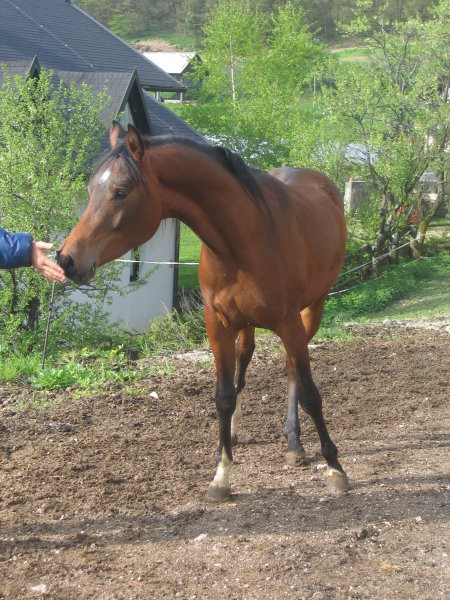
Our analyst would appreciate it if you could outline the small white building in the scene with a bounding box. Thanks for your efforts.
[108,223,178,329]
[70,221,180,331]
[143,52,201,100]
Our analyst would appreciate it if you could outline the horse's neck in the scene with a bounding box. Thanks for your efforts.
[153,144,258,256]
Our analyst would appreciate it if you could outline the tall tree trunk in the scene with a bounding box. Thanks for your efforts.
[411,171,447,257]
[372,191,394,273]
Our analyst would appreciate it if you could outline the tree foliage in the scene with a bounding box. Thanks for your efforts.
[319,0,450,257]
[178,1,328,165]
[0,68,124,356]
[178,0,449,264]
[74,0,439,42]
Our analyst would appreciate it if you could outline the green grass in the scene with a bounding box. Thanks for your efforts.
[28,347,150,392]
[178,223,200,290]
[331,46,372,62]
[318,253,450,339]
[0,353,42,382]
[369,270,450,321]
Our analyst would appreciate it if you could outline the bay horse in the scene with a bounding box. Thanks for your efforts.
[57,122,350,502]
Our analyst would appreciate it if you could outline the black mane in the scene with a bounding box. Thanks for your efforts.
[147,135,269,211]
[92,134,269,212]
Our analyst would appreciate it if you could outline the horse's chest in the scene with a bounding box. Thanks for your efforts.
[204,281,278,330]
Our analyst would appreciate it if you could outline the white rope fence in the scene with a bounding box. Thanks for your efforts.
[41,238,421,365]
[336,240,412,280]
[328,256,423,297]
[114,239,415,272]
[114,259,199,266]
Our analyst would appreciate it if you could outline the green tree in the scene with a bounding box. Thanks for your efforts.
[0,68,118,355]
[178,1,328,166]
[244,1,328,165]
[317,0,449,258]
[413,0,450,254]
[188,0,264,146]
[74,1,440,42]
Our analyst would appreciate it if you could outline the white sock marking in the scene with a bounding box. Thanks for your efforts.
[210,448,232,490]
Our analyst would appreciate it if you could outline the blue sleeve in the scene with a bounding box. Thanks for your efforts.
[0,228,33,269]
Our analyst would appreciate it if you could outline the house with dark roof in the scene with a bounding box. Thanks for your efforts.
[0,0,204,143]
[1,0,179,89]
[142,52,202,101]
[0,0,204,329]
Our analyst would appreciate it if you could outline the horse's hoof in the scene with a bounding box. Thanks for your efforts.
[207,483,231,503]
[326,468,350,493]
[231,433,238,447]
[285,450,309,466]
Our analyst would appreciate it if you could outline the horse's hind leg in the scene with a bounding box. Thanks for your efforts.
[284,354,307,465]
[278,315,350,493]
[232,326,255,446]
[284,295,327,465]
[205,305,238,502]
[301,293,327,343]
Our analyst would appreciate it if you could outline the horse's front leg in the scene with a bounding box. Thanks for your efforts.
[205,305,238,502]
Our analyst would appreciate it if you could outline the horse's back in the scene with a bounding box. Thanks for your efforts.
[260,166,346,306]
[268,166,344,211]
[266,166,345,244]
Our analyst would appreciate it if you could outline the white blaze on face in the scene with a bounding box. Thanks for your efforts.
[100,168,111,184]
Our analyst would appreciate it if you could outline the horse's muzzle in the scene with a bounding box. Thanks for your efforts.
[56,250,96,285]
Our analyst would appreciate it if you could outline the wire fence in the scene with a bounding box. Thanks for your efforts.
[42,237,422,366]
[112,238,417,300]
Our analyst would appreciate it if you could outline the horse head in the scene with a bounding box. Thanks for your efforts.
[57,122,162,284]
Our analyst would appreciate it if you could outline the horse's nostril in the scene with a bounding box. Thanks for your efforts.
[66,255,74,272]
[56,252,75,276]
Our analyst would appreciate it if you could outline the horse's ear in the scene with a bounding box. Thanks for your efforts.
[126,124,144,162]
[110,120,125,148]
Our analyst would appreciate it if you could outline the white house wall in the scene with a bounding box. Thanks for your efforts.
[70,219,178,332]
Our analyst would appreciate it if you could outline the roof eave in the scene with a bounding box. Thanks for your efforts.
[143,84,188,93]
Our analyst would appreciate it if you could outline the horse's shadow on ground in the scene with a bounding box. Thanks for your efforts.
[2,470,449,554]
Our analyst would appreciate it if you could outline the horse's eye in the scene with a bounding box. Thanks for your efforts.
[114,188,128,200]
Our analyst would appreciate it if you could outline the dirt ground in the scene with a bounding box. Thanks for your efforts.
[1,320,449,599]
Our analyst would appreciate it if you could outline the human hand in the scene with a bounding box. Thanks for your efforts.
[30,241,66,282]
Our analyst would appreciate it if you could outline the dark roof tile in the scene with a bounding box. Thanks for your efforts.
[0,56,39,86]
[144,93,204,142]
[0,0,184,91]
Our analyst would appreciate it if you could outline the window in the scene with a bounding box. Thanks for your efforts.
[129,247,140,282]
